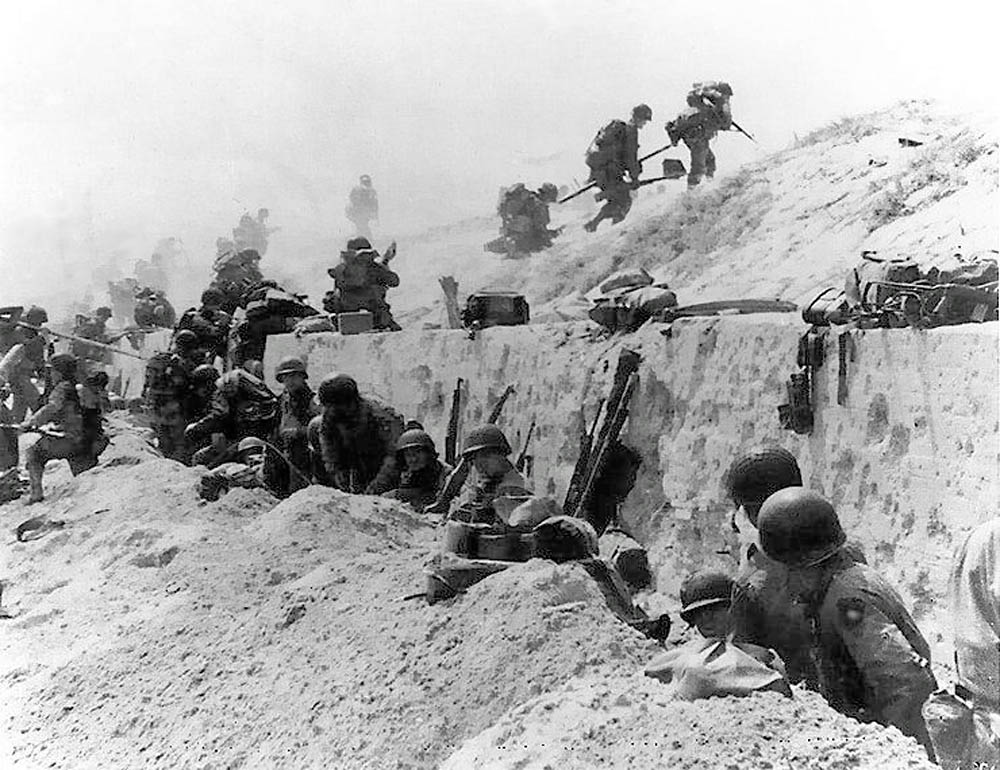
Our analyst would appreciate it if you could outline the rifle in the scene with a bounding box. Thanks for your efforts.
[563,348,641,516]
[558,144,673,204]
[593,175,683,201]
[0,423,67,439]
[444,377,464,466]
[16,322,149,362]
[567,372,639,521]
[562,399,604,516]
[380,240,397,265]
[514,418,536,473]
[729,119,756,144]
[425,384,515,516]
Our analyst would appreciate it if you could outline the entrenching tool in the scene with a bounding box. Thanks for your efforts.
[558,144,676,203]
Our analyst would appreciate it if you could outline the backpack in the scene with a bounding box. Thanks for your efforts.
[586,120,628,168]
[461,292,530,329]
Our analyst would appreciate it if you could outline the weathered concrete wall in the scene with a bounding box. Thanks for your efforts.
[265,319,998,661]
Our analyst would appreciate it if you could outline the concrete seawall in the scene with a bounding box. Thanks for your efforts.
[265,317,997,657]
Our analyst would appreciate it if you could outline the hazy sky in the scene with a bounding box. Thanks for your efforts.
[0,0,995,307]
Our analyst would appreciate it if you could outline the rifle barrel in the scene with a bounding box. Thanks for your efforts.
[18,322,149,361]
[558,144,673,204]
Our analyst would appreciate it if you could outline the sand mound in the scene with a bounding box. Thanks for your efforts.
[443,675,936,769]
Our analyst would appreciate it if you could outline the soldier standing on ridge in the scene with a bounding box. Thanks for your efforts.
[347,175,379,240]
[314,373,403,495]
[757,487,937,757]
[324,237,401,331]
[584,104,652,233]
[665,81,734,189]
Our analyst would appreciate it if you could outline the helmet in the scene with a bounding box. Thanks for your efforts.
[48,353,78,377]
[242,359,264,379]
[757,487,846,568]
[274,356,307,381]
[173,329,198,349]
[24,305,48,326]
[461,424,511,457]
[346,236,372,252]
[632,103,653,121]
[191,364,220,386]
[722,446,801,524]
[537,182,558,202]
[396,428,436,453]
[236,436,266,455]
[95,306,113,319]
[360,175,372,185]
[679,570,734,623]
[317,373,359,405]
[201,288,225,307]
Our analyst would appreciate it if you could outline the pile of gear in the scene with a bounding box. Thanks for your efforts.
[587,267,678,333]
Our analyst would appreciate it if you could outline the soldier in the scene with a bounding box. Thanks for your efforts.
[324,237,401,331]
[665,81,733,189]
[346,175,379,239]
[757,487,937,754]
[144,330,200,462]
[185,359,278,466]
[21,353,87,503]
[0,305,50,423]
[724,446,817,685]
[489,182,560,257]
[269,356,318,496]
[315,373,403,494]
[210,249,264,315]
[583,104,652,232]
[450,424,532,524]
[383,423,453,512]
[77,370,111,471]
[176,288,232,364]
[134,288,176,329]
[197,437,276,501]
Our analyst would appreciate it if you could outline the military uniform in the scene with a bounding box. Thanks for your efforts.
[495,184,558,255]
[453,464,532,524]
[146,352,197,462]
[585,121,642,232]
[806,557,937,751]
[24,379,87,501]
[667,82,733,188]
[209,251,264,315]
[384,459,453,512]
[77,374,111,472]
[325,250,401,331]
[317,397,403,494]
[346,181,379,239]
[176,306,231,363]
[186,368,278,452]
[270,386,318,495]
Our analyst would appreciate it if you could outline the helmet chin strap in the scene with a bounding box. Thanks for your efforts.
[732,505,760,571]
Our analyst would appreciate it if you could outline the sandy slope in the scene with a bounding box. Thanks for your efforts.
[0,422,935,770]
[386,100,996,326]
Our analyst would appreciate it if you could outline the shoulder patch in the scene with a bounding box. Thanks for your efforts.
[836,596,866,630]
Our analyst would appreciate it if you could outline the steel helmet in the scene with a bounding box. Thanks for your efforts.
[201,288,225,307]
[274,356,307,381]
[632,103,653,121]
[757,487,846,568]
[24,305,48,326]
[360,175,372,185]
[722,446,802,524]
[461,424,511,457]
[679,570,734,623]
[317,373,360,405]
[173,329,198,349]
[396,428,436,454]
[236,436,266,455]
[346,236,372,252]
[48,353,78,377]
[191,364,220,386]
[537,182,558,202]
[95,306,113,319]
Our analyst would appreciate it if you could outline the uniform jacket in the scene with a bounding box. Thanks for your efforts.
[318,397,403,494]
[177,306,231,359]
[385,459,453,512]
[28,380,84,444]
[457,463,532,524]
[951,518,1000,708]
[809,558,936,748]
[188,369,277,441]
